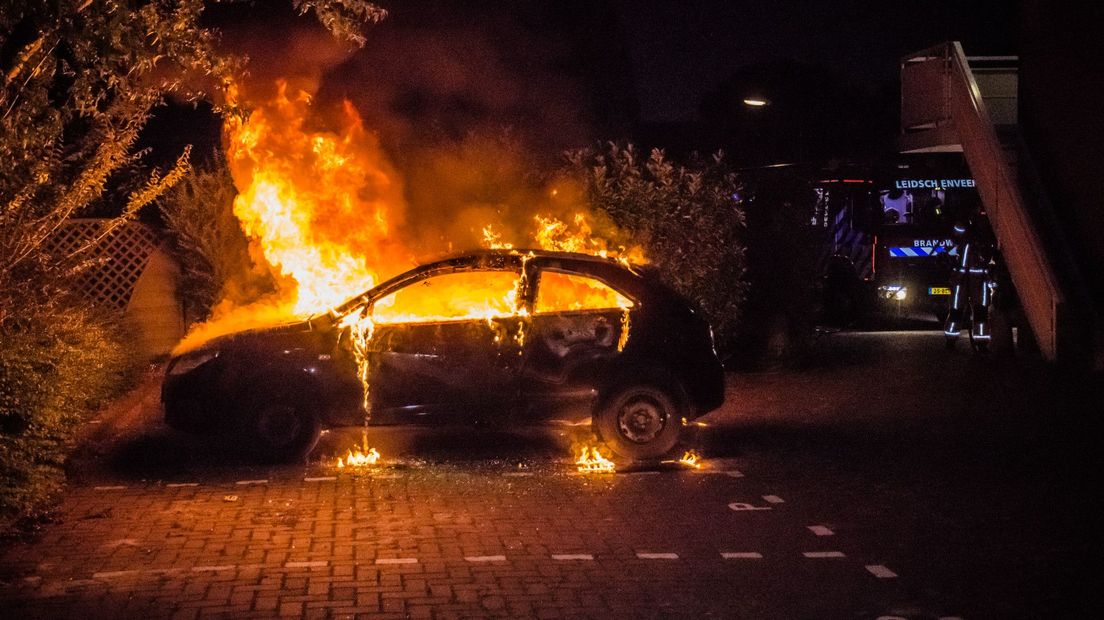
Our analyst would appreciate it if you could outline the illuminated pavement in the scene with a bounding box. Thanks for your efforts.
[0,331,1095,618]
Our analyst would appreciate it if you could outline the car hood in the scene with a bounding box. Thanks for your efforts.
[172,315,331,358]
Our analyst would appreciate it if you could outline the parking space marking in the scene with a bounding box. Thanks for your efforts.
[93,485,127,491]
[762,495,785,504]
[807,525,834,536]
[374,474,403,479]
[191,565,235,572]
[551,554,594,561]
[502,472,534,477]
[375,558,419,565]
[803,551,846,558]
[92,570,139,579]
[304,476,337,482]
[285,560,328,568]
[636,552,679,560]
[865,564,898,578]
[720,552,763,559]
[464,555,507,563]
[165,483,199,488]
[235,479,268,485]
[728,502,771,511]
[691,470,744,477]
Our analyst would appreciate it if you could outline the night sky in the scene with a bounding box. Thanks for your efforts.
[149,1,1019,168]
[617,0,1017,122]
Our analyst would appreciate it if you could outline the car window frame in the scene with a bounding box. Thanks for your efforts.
[365,266,526,326]
[530,267,638,316]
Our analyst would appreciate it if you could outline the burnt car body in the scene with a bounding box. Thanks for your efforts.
[163,250,725,461]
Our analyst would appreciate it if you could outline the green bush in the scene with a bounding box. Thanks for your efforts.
[158,155,269,324]
[563,143,748,353]
[0,306,138,533]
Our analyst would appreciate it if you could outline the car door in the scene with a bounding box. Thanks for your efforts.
[517,268,636,421]
[363,268,526,423]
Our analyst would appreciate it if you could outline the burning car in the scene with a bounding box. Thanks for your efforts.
[162,250,725,462]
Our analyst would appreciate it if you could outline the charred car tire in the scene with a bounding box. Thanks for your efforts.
[247,382,321,463]
[594,384,684,461]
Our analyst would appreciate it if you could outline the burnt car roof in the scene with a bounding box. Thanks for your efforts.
[333,249,654,315]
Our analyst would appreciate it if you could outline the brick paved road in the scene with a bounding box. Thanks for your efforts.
[0,458,932,619]
[0,331,1094,618]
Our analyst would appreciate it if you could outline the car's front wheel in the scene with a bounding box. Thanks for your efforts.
[246,382,321,463]
[594,384,684,461]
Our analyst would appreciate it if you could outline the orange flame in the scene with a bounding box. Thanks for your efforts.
[678,450,702,469]
[224,81,408,316]
[575,444,616,473]
[336,446,380,469]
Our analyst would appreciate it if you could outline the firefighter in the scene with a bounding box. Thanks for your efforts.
[944,214,997,351]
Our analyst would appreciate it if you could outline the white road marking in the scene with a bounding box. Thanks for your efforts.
[464,555,507,563]
[235,479,268,485]
[92,570,139,579]
[866,564,898,578]
[762,495,785,504]
[691,470,744,477]
[285,560,328,568]
[721,552,763,559]
[551,554,594,561]
[166,483,198,488]
[636,552,679,560]
[374,474,403,479]
[807,525,834,536]
[191,565,235,572]
[375,558,418,565]
[93,485,126,491]
[803,551,846,558]
[503,472,534,477]
[728,502,771,511]
[304,476,337,482]
[629,470,661,475]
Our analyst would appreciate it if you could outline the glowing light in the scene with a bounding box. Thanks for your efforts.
[742,97,770,107]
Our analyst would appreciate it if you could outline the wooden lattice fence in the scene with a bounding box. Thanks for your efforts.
[56,219,185,357]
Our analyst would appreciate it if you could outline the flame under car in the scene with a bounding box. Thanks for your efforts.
[162,250,725,462]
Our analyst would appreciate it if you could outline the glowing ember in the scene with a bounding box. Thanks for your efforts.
[336,446,380,469]
[678,450,703,469]
[575,445,616,473]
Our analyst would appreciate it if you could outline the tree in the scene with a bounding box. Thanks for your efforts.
[563,143,748,352]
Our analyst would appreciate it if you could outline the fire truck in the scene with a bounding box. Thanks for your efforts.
[813,154,983,323]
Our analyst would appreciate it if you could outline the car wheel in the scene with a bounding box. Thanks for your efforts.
[594,384,683,461]
[248,384,321,463]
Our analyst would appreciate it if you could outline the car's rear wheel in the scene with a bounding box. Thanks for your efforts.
[247,382,321,463]
[594,384,683,461]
